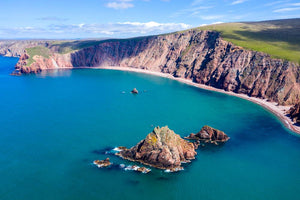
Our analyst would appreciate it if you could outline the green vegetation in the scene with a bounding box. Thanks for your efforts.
[50,36,152,54]
[26,46,51,66]
[26,19,300,65]
[196,18,300,64]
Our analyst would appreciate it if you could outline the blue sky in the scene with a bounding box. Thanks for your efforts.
[0,0,300,39]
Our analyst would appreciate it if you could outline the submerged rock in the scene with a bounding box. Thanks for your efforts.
[185,125,229,145]
[93,158,112,168]
[124,165,151,174]
[131,88,138,94]
[116,126,197,171]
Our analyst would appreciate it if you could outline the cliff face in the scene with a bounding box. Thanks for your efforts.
[288,103,300,124]
[14,30,300,105]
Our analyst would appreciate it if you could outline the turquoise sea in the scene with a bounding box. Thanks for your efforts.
[0,56,300,200]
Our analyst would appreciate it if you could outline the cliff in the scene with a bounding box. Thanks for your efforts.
[116,126,197,171]
[14,29,300,106]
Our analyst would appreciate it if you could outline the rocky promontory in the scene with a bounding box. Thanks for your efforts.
[116,126,197,171]
[185,125,229,145]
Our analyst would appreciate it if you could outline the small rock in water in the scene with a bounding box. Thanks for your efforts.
[124,165,151,173]
[131,88,138,94]
[93,158,112,168]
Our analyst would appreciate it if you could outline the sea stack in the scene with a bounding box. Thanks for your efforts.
[116,126,197,171]
[131,88,138,94]
[185,125,229,145]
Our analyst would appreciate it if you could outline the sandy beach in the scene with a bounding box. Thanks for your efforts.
[47,65,300,135]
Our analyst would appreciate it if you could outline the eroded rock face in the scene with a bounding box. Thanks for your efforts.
[185,125,229,145]
[288,103,300,124]
[117,126,197,171]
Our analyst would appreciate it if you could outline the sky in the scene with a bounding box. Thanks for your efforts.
[0,0,300,39]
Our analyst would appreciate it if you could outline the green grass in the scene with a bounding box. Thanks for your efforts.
[196,18,300,64]
[26,46,51,66]
[27,19,300,65]
[50,36,153,54]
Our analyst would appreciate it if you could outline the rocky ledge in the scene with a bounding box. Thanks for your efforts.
[116,126,197,171]
[185,125,229,145]
[288,103,300,125]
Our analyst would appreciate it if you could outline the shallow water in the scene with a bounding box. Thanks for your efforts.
[0,56,300,200]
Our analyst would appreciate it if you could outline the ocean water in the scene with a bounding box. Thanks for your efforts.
[0,56,300,200]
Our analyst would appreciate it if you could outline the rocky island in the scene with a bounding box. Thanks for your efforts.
[185,125,230,145]
[116,126,197,172]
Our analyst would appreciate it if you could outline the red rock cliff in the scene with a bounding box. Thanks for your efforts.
[14,30,300,105]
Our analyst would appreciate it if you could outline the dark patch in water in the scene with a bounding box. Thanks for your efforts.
[82,158,90,163]
[126,179,140,186]
[197,142,227,153]
[91,147,114,155]
[156,176,169,181]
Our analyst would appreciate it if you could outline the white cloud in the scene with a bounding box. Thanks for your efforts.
[119,21,191,31]
[290,3,300,6]
[37,16,68,21]
[264,1,286,7]
[172,5,213,18]
[231,0,247,5]
[0,21,192,38]
[191,0,204,6]
[199,15,224,20]
[273,7,300,12]
[106,0,134,10]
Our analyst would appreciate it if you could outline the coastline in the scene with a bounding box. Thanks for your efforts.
[38,65,300,135]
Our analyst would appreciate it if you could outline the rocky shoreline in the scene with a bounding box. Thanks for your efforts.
[3,28,300,135]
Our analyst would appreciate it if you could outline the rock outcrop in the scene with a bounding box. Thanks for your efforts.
[116,126,197,171]
[13,29,300,106]
[185,125,229,145]
[123,165,151,173]
[131,88,138,94]
[93,158,112,168]
[288,103,300,124]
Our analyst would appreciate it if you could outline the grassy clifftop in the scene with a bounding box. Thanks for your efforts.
[26,46,51,66]
[197,18,300,64]
[25,18,300,65]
